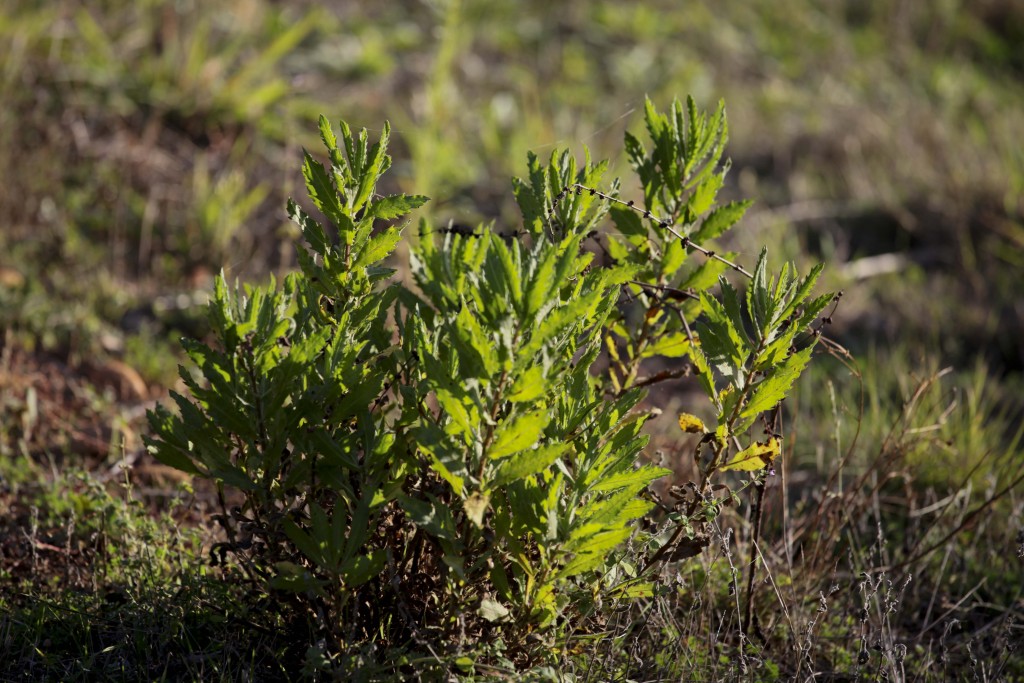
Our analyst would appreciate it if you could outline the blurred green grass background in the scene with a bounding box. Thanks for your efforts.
[1,1,1022,677]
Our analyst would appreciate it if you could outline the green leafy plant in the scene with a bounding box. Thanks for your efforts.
[146,96,835,675]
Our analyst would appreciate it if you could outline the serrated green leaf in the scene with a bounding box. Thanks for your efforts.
[739,344,814,424]
[641,331,691,359]
[660,237,687,276]
[567,525,634,555]
[435,387,476,437]
[794,291,835,330]
[688,173,724,217]
[719,279,750,347]
[526,244,558,318]
[523,287,604,357]
[756,327,799,372]
[318,115,339,157]
[493,444,567,487]
[453,303,499,377]
[557,527,633,578]
[287,199,329,255]
[692,199,752,245]
[610,205,649,246]
[697,292,746,377]
[512,151,549,236]
[680,257,729,292]
[302,150,344,224]
[491,235,523,309]
[489,411,549,461]
[589,465,671,493]
[777,262,825,321]
[605,235,631,264]
[369,193,429,220]
[354,227,401,268]
[747,247,771,334]
[508,364,547,403]
[353,122,390,212]
[414,424,467,495]
[578,487,643,527]
[689,342,717,402]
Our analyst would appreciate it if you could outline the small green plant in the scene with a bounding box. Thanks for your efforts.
[146,96,835,675]
[187,146,271,268]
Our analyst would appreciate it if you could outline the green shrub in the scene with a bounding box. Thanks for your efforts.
[145,96,834,676]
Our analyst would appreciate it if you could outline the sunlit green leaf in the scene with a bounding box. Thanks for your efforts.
[493,444,567,486]
[489,412,549,461]
[368,193,429,220]
[692,199,752,243]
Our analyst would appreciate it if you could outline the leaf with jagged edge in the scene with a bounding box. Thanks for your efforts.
[696,292,747,380]
[588,465,672,493]
[555,524,636,579]
[660,237,687,277]
[368,193,429,220]
[337,120,357,180]
[353,124,389,213]
[318,115,343,168]
[287,198,329,256]
[282,516,325,568]
[641,331,691,359]
[679,256,730,293]
[302,151,344,224]
[688,99,728,182]
[508,363,548,403]
[353,227,401,268]
[687,172,724,219]
[692,199,752,244]
[794,291,835,331]
[487,234,523,311]
[576,487,649,528]
[512,150,548,236]
[492,444,567,487]
[489,411,549,461]
[413,423,467,496]
[689,341,717,403]
[736,345,815,433]
[719,279,751,349]
[451,302,499,377]
[746,247,771,336]
[755,326,800,372]
[435,386,476,438]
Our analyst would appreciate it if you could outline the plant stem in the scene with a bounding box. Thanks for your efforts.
[742,476,767,637]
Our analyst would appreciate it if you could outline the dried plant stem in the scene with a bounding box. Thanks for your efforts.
[742,477,767,638]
